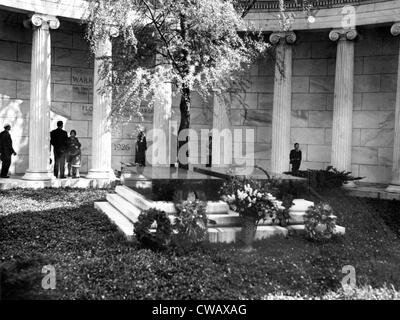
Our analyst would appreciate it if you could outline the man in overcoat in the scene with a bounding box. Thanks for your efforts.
[0,124,17,178]
[50,121,68,178]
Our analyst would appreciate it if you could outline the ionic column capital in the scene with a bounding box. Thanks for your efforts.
[269,31,296,45]
[329,28,358,42]
[391,22,400,36]
[105,25,120,38]
[23,13,60,30]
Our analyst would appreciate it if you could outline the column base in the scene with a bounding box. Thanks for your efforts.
[386,184,400,193]
[86,169,116,180]
[22,170,53,181]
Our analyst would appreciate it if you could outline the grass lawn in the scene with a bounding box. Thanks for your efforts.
[1,187,400,300]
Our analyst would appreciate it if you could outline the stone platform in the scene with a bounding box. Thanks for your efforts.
[345,183,400,201]
[0,175,118,190]
[95,185,345,243]
[120,166,223,201]
[193,166,306,181]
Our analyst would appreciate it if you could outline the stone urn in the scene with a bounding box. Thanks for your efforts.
[241,216,258,252]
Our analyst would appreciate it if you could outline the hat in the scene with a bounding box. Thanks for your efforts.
[3,123,10,129]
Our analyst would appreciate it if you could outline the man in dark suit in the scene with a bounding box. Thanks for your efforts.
[0,124,17,178]
[290,143,302,173]
[50,121,68,178]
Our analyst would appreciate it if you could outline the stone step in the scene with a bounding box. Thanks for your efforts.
[208,226,288,244]
[116,185,229,214]
[96,200,289,243]
[94,202,134,240]
[207,213,240,227]
[106,193,142,224]
[288,211,306,225]
[116,185,154,211]
[116,185,177,213]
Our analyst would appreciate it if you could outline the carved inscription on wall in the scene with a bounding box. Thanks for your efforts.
[72,68,93,86]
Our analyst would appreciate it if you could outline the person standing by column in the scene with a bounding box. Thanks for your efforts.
[289,143,302,173]
[135,130,147,167]
[50,121,68,179]
[67,130,82,179]
[0,124,17,178]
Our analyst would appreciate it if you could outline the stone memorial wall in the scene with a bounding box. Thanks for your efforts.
[0,9,398,183]
[230,27,398,183]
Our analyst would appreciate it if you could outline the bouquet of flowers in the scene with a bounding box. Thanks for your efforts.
[222,183,285,223]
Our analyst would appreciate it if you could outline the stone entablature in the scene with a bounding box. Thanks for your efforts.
[246,0,400,31]
[0,0,88,20]
[251,0,392,11]
[1,0,400,31]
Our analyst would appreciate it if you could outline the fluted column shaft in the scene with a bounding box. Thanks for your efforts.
[87,32,117,179]
[23,14,60,181]
[270,32,296,174]
[152,81,172,166]
[330,29,358,173]
[211,94,231,167]
[387,23,400,192]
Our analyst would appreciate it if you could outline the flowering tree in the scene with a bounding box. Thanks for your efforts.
[85,0,266,168]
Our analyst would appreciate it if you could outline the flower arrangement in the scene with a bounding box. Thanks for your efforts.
[304,202,337,241]
[221,177,285,224]
[134,208,173,250]
[174,199,209,244]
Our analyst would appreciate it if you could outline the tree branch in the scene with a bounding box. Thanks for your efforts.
[241,0,257,18]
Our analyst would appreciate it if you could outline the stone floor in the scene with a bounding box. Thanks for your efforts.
[122,166,220,180]
[0,174,118,190]
[345,182,400,201]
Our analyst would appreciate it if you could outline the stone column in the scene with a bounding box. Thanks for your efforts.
[387,23,400,192]
[23,14,60,181]
[151,55,172,166]
[152,83,172,166]
[329,28,358,177]
[86,28,119,179]
[211,94,232,167]
[270,31,296,174]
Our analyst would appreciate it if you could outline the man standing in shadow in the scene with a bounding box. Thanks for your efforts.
[290,143,302,173]
[0,124,17,178]
[50,121,68,179]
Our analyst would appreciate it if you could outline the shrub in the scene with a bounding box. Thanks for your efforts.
[285,166,363,190]
[172,200,210,252]
[304,203,337,241]
[133,208,173,250]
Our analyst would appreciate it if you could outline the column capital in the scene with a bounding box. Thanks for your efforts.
[105,25,120,38]
[329,28,358,42]
[23,13,60,30]
[391,22,400,36]
[269,31,296,45]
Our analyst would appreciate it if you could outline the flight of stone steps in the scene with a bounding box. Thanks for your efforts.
[95,185,345,243]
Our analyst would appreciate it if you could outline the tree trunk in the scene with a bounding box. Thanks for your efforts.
[178,85,191,170]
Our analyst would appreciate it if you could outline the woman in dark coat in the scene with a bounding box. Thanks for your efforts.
[67,130,81,178]
[135,130,147,166]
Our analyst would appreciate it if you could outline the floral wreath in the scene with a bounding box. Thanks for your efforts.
[133,208,172,249]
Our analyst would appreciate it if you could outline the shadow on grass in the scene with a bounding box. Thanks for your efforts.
[1,187,400,299]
